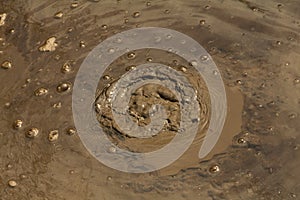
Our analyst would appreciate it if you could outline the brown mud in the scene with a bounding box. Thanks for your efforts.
[0,0,299,199]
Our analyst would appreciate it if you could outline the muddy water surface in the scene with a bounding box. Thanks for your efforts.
[0,0,299,200]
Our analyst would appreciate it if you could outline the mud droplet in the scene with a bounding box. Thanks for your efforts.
[48,130,59,142]
[127,52,136,59]
[55,55,61,60]
[7,164,13,170]
[199,19,206,25]
[66,127,76,136]
[71,2,79,8]
[166,34,172,40]
[242,72,248,77]
[126,65,136,71]
[26,128,39,138]
[53,102,62,108]
[189,60,198,67]
[13,119,23,129]
[200,55,209,61]
[35,87,48,96]
[103,75,110,80]
[268,167,274,174]
[101,24,108,30]
[0,13,7,26]
[109,146,116,153]
[236,80,243,85]
[1,61,12,69]
[39,37,58,52]
[56,82,72,93]
[115,37,122,43]
[79,40,86,48]
[289,113,297,119]
[180,66,187,72]
[54,12,63,19]
[132,12,140,18]
[61,62,72,73]
[204,5,211,10]
[67,28,73,33]
[146,57,153,62]
[277,4,283,9]
[8,180,17,188]
[237,138,247,144]
[209,165,220,173]
[154,36,161,43]
[108,48,115,54]
[95,103,101,113]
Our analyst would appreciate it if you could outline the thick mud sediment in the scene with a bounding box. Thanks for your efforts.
[0,1,299,199]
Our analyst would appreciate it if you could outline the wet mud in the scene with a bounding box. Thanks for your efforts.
[0,0,299,199]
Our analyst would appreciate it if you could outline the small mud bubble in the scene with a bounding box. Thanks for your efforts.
[48,130,59,142]
[61,63,72,73]
[127,52,136,59]
[13,119,23,129]
[180,66,187,72]
[71,2,79,8]
[101,24,108,30]
[108,146,116,153]
[56,82,72,93]
[165,34,172,40]
[79,40,86,48]
[146,57,153,62]
[8,180,17,188]
[66,127,76,136]
[54,12,63,19]
[7,164,13,170]
[200,55,209,61]
[199,20,206,25]
[204,5,211,10]
[26,128,39,138]
[0,13,7,26]
[289,113,297,119]
[1,61,12,69]
[237,138,247,144]
[132,12,140,18]
[126,65,136,71]
[103,75,110,80]
[35,87,48,96]
[53,102,62,108]
[108,48,115,54]
[39,37,58,52]
[209,165,220,173]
